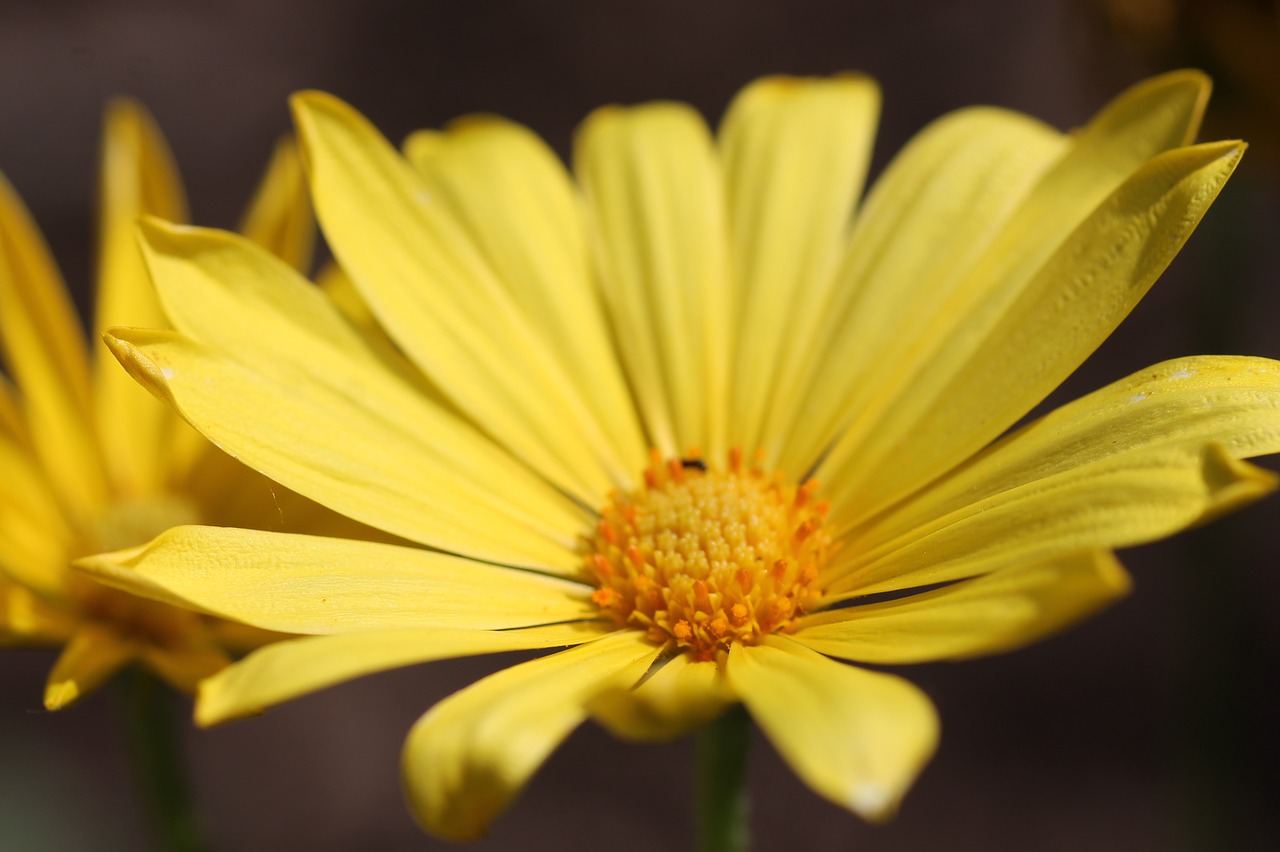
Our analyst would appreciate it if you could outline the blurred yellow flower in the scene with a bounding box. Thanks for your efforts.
[0,100,328,708]
[83,72,1280,839]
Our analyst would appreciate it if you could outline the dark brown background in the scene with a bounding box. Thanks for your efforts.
[2,1,1279,849]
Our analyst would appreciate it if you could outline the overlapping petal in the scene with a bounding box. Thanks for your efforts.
[719,74,880,456]
[821,138,1245,523]
[141,645,232,694]
[76,526,597,633]
[774,106,1067,473]
[828,356,1280,595]
[236,137,315,274]
[293,92,627,503]
[0,577,75,645]
[44,626,136,710]
[797,551,1130,663]
[311,262,445,402]
[0,433,74,595]
[831,446,1268,597]
[785,72,1203,489]
[783,73,1210,479]
[0,173,106,521]
[167,136,317,482]
[405,117,647,477]
[1,98,351,711]
[196,621,613,726]
[726,636,939,821]
[117,221,590,571]
[402,630,659,840]
[106,328,583,573]
[0,373,23,442]
[589,653,733,742]
[93,98,189,498]
[576,101,730,457]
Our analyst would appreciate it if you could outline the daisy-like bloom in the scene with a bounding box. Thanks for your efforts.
[82,71,1280,839]
[0,100,335,708]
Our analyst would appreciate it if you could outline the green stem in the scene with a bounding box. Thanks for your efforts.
[696,703,751,852]
[119,667,205,852]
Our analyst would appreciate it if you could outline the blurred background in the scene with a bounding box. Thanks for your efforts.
[2,0,1279,849]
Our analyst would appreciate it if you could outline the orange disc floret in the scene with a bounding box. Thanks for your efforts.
[585,449,831,662]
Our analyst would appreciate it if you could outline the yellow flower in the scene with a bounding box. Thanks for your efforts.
[0,99,327,708]
[82,72,1280,839]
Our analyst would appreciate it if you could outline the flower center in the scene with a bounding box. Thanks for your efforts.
[586,449,831,662]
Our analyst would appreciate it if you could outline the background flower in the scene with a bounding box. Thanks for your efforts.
[2,1,1279,849]
[0,99,325,708]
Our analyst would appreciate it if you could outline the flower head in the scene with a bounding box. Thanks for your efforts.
[0,99,334,707]
[82,72,1280,839]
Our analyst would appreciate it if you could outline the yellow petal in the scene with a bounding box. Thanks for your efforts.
[44,627,136,709]
[726,636,938,821]
[108,327,583,572]
[293,91,624,503]
[404,117,646,478]
[575,101,730,458]
[1029,69,1208,206]
[822,139,1246,523]
[196,621,612,726]
[133,242,388,544]
[76,525,597,633]
[402,630,659,840]
[828,356,1280,595]
[206,619,289,654]
[776,106,1066,474]
[93,98,188,498]
[123,221,589,570]
[0,519,69,600]
[846,444,1272,597]
[589,652,733,742]
[797,551,1130,663]
[140,644,231,694]
[0,372,24,443]
[0,433,74,595]
[314,261,435,393]
[166,136,318,483]
[783,74,1207,480]
[0,172,105,520]
[0,578,75,644]
[872,355,1280,533]
[932,71,1210,335]
[136,219,388,374]
[236,136,316,273]
[315,260,369,325]
[172,440,374,540]
[314,261,399,356]
[719,74,880,455]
